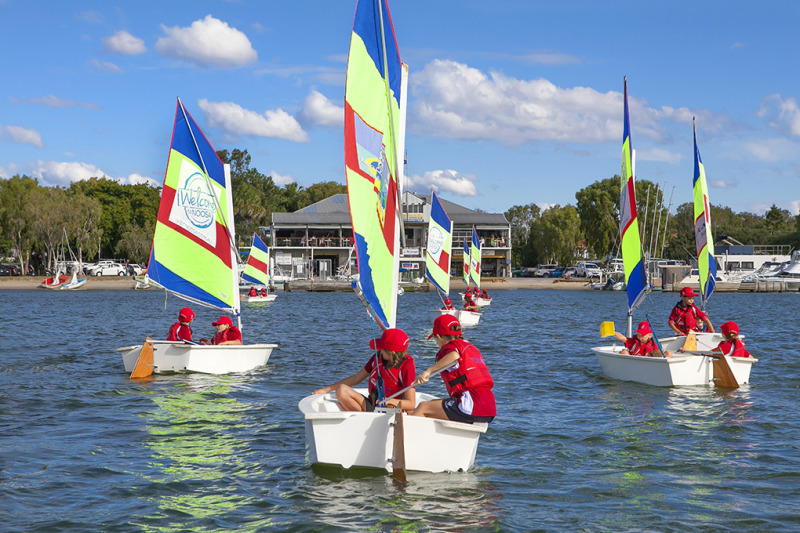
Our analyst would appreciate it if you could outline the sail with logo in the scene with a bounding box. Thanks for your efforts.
[116,98,277,377]
[426,191,456,321]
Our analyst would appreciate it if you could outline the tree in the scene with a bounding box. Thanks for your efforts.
[115,220,154,264]
[532,205,582,266]
[67,193,103,264]
[575,177,618,258]
[295,181,347,210]
[0,175,40,274]
[504,203,541,267]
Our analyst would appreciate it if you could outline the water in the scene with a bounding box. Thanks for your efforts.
[2,288,799,531]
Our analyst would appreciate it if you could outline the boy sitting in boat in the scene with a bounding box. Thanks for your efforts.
[311,328,416,412]
[463,296,479,312]
[613,321,672,357]
[205,316,242,345]
[441,297,455,310]
[668,287,715,336]
[413,315,495,424]
[167,307,194,342]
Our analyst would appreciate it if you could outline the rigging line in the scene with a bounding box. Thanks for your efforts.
[176,98,240,268]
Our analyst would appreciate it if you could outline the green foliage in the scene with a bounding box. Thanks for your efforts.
[575,177,618,257]
[505,203,541,266]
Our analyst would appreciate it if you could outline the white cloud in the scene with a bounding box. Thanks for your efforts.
[407,169,478,197]
[30,160,107,186]
[103,30,146,55]
[743,138,797,163]
[156,15,257,68]
[13,95,102,110]
[636,147,682,164]
[1,125,43,147]
[269,170,295,186]
[710,180,728,189]
[89,58,123,73]
[297,90,343,128]
[120,173,159,187]
[758,94,800,136]
[790,200,800,216]
[198,98,309,142]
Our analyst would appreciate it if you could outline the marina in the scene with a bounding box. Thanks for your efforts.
[1,287,797,530]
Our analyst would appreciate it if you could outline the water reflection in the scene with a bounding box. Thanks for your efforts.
[303,465,502,531]
[131,374,275,532]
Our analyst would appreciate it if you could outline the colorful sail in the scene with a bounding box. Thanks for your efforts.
[469,226,481,288]
[146,99,240,315]
[619,78,648,314]
[693,118,716,309]
[463,241,470,286]
[241,232,270,287]
[424,191,452,294]
[344,0,403,330]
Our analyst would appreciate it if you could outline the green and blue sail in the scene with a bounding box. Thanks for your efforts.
[693,118,716,309]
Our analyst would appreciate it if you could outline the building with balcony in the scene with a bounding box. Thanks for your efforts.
[267,192,511,282]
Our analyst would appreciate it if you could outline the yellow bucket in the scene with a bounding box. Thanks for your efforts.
[600,321,615,338]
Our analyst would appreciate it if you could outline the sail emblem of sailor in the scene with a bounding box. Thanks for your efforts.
[353,113,390,226]
[427,225,445,257]
[170,159,217,241]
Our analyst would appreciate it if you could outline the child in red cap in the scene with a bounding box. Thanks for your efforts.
[668,287,715,336]
[312,328,416,412]
[167,307,195,342]
[209,315,242,345]
[412,314,495,424]
[441,297,455,310]
[713,321,752,358]
[613,321,672,357]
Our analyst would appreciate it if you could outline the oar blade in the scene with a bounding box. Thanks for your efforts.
[130,337,155,380]
[391,412,407,483]
[600,321,615,338]
[713,356,739,389]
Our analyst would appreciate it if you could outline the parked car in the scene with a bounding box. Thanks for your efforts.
[577,261,602,278]
[90,262,126,276]
[0,264,18,276]
[533,264,559,277]
[128,263,144,275]
[549,267,565,278]
[563,266,578,278]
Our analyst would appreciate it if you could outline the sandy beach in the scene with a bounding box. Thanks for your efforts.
[0,275,592,291]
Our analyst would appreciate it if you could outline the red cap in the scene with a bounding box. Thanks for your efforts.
[212,316,233,327]
[635,321,652,335]
[179,307,195,322]
[680,287,698,297]
[720,321,739,338]
[445,298,452,304]
[369,328,409,352]
[428,314,462,339]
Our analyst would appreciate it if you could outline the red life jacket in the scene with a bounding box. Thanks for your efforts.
[167,322,192,341]
[367,356,414,398]
[671,302,705,333]
[624,337,657,356]
[438,339,493,396]
[260,288,267,296]
[718,339,751,358]
[212,326,241,345]
[250,287,257,296]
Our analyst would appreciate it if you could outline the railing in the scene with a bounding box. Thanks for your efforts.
[274,237,354,248]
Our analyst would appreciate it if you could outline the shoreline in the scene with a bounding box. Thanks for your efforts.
[0,275,593,291]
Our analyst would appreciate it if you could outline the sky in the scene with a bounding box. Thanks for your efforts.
[1,0,799,217]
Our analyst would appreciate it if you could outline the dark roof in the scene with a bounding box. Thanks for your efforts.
[272,193,509,226]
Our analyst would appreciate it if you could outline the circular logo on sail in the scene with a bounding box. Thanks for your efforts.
[176,173,215,229]
[428,226,445,255]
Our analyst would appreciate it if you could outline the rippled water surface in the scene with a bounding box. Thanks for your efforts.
[2,288,799,531]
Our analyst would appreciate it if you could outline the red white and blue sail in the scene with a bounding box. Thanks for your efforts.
[425,191,452,294]
[693,118,716,309]
[469,226,481,289]
[146,99,240,315]
[241,232,270,287]
[344,0,403,330]
[463,241,470,286]
[620,79,649,314]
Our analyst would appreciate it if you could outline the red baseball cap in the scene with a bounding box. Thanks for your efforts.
[212,316,233,327]
[369,328,409,352]
[720,321,739,338]
[428,314,462,338]
[635,321,652,335]
[680,287,698,297]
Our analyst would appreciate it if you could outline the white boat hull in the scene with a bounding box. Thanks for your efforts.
[243,294,277,303]
[591,333,756,386]
[299,389,487,473]
[60,276,87,290]
[456,309,481,327]
[116,341,278,375]
[428,308,458,322]
[458,293,491,306]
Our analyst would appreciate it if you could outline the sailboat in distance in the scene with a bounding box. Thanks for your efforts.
[426,191,456,321]
[116,99,277,376]
[299,0,488,475]
[241,232,277,303]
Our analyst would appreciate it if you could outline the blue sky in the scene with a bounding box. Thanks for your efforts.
[1,0,799,216]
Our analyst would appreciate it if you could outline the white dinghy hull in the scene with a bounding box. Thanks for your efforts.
[592,332,755,387]
[299,389,487,473]
[456,309,481,327]
[117,341,277,375]
[243,294,277,303]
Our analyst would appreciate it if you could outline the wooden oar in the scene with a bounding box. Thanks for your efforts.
[683,333,738,388]
[130,337,154,380]
[390,412,407,483]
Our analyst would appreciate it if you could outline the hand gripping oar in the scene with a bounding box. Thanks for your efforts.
[130,337,155,380]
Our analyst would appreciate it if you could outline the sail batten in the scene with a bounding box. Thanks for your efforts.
[146,99,240,316]
[620,78,649,315]
[345,0,403,330]
[693,118,716,309]
[425,191,452,294]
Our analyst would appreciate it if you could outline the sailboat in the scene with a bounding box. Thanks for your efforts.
[591,81,755,386]
[60,229,87,290]
[116,99,277,376]
[241,232,277,303]
[426,191,457,322]
[299,0,487,475]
